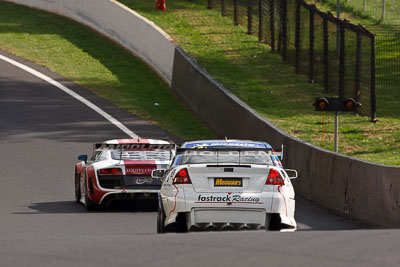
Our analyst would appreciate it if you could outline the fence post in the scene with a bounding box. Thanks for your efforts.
[258,0,264,41]
[309,9,315,83]
[370,35,377,121]
[339,22,345,97]
[270,0,275,52]
[248,0,253,34]
[323,17,329,91]
[282,0,287,61]
[355,32,362,103]
[295,1,300,73]
[207,0,213,9]
[234,0,239,25]
[221,0,226,16]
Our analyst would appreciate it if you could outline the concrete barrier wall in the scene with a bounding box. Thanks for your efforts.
[4,0,175,86]
[172,47,400,228]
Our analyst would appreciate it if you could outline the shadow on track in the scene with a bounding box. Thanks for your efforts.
[295,195,369,231]
[13,199,158,214]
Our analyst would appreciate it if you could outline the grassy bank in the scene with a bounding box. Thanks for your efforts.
[118,0,400,165]
[0,1,215,140]
[306,0,400,117]
[307,0,400,25]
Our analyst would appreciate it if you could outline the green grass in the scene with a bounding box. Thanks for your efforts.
[306,0,400,118]
[0,1,215,140]
[307,0,400,25]
[117,0,400,166]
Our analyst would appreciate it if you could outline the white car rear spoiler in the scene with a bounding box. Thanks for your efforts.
[177,146,283,158]
[94,143,176,150]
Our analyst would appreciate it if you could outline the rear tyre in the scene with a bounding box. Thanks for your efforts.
[84,174,99,211]
[269,214,282,231]
[157,198,166,233]
[74,171,81,203]
[156,195,187,233]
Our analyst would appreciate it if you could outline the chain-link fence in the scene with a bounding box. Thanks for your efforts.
[206,0,377,119]
[121,0,399,118]
[369,27,400,117]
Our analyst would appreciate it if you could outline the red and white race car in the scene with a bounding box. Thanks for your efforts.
[74,139,175,210]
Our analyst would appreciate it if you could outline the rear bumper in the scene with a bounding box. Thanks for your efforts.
[167,191,296,230]
[97,174,162,190]
[186,208,268,230]
[99,189,159,205]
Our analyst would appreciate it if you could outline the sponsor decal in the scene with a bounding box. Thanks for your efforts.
[125,167,154,175]
[196,194,261,204]
[214,178,242,187]
[186,142,266,149]
[96,143,175,150]
[135,177,154,184]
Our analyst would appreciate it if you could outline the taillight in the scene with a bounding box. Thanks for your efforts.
[98,168,122,175]
[173,168,192,184]
[266,169,284,185]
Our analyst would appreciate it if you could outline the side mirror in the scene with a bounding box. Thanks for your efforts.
[78,155,88,162]
[151,169,166,179]
[285,169,298,179]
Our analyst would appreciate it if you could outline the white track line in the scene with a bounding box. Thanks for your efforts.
[0,54,138,138]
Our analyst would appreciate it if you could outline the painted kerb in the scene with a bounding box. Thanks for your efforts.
[171,47,400,228]
[4,0,175,86]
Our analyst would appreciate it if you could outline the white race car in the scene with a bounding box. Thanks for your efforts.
[154,140,298,232]
[74,139,175,210]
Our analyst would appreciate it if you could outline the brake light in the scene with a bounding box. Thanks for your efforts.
[98,168,122,175]
[173,168,191,184]
[266,169,284,185]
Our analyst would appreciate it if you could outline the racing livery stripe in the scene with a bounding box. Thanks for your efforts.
[123,161,157,165]
[87,166,107,204]
[117,138,149,144]
[169,184,179,214]
[277,185,295,226]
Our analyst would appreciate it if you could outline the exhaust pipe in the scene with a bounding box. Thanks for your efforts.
[239,223,250,230]
[204,223,217,231]
[189,224,201,232]
[256,224,265,230]
[221,222,234,231]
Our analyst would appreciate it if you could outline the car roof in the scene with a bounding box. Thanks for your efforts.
[181,139,272,149]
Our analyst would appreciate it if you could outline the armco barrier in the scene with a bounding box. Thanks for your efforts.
[172,47,400,228]
[4,0,175,86]
[4,0,400,227]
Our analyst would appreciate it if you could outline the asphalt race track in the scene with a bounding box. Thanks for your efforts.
[0,49,399,267]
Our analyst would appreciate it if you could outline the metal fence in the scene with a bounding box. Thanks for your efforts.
[206,0,377,119]
[372,27,400,117]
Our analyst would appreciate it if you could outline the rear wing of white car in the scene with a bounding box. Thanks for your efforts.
[94,143,176,150]
[176,146,282,157]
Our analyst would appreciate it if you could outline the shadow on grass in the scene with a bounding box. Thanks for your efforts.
[0,1,215,140]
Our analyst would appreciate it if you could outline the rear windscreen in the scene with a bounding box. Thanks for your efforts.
[111,150,171,161]
[178,151,273,165]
